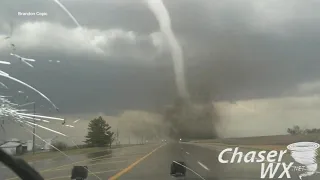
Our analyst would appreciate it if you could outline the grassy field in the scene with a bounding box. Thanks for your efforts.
[217,143,286,151]
[193,134,320,145]
[192,134,320,162]
[191,134,320,152]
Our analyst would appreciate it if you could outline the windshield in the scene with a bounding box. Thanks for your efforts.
[1,0,320,180]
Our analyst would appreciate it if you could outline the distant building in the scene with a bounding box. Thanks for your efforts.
[0,138,25,155]
[26,140,33,151]
[22,143,28,153]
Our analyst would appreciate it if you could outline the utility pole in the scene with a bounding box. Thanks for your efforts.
[32,102,36,155]
[116,128,119,145]
[116,119,119,145]
[141,136,143,144]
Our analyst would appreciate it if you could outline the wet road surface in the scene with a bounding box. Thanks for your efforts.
[1,142,320,180]
[0,144,159,180]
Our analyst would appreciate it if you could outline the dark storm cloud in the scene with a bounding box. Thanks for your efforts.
[166,0,320,101]
[0,52,177,115]
[60,0,158,32]
[1,0,320,115]
[187,34,320,102]
[0,0,157,32]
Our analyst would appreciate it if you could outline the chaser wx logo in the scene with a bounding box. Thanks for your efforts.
[218,142,320,179]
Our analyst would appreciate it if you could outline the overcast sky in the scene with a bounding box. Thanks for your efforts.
[1,0,320,140]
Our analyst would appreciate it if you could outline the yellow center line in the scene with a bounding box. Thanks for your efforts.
[108,144,165,180]
[39,153,144,173]
[4,153,145,180]
[4,144,160,180]
[23,144,153,165]
[42,160,128,173]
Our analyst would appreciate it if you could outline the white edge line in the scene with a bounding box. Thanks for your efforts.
[197,161,210,171]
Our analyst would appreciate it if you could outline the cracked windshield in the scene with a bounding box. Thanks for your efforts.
[1,0,320,180]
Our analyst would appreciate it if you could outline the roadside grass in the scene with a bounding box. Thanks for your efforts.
[194,141,320,163]
[235,145,287,151]
[208,143,287,151]
[190,141,287,151]
[192,137,320,162]
[227,144,320,164]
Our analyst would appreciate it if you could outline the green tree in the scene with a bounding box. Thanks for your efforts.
[287,125,302,135]
[84,116,115,147]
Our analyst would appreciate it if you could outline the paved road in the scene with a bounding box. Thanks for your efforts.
[0,144,160,180]
[1,142,320,180]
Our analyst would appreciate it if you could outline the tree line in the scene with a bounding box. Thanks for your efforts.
[287,125,320,135]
